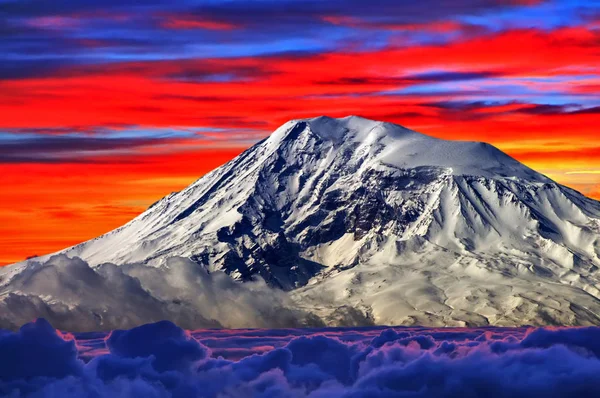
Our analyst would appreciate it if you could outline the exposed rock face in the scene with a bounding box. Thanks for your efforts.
[4,116,600,327]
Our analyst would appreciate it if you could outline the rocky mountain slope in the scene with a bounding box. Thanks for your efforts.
[3,116,600,327]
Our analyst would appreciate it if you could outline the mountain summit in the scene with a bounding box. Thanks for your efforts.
[3,116,600,327]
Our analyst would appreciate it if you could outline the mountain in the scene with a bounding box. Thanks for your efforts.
[3,116,600,328]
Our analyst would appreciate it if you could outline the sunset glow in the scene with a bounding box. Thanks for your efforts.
[1,0,599,264]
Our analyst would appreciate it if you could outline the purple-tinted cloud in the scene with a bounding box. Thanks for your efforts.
[0,0,582,78]
[0,134,182,163]
[3,318,600,397]
[408,71,502,82]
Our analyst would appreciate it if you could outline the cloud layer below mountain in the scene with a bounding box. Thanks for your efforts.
[2,318,600,397]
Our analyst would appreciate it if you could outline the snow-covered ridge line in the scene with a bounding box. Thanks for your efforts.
[2,115,600,328]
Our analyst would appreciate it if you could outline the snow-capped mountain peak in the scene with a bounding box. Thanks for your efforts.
[265,116,548,182]
[3,116,600,327]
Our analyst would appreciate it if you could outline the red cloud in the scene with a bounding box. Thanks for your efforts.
[1,25,599,263]
[160,17,236,30]
[1,26,598,130]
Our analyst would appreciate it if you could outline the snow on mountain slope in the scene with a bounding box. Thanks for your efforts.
[3,115,600,327]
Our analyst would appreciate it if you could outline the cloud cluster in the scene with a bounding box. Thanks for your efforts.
[2,319,600,397]
[2,0,598,141]
[0,255,332,331]
[1,0,547,68]
[0,134,187,164]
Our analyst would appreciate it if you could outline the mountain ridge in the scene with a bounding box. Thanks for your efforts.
[2,115,600,328]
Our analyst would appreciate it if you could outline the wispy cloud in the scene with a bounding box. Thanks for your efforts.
[566,170,600,175]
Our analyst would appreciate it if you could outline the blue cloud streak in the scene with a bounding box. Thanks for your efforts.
[1,0,592,75]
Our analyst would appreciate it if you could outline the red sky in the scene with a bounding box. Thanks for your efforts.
[1,0,599,265]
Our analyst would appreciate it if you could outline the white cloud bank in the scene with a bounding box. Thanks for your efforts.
[0,255,372,331]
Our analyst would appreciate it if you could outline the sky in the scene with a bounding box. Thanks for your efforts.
[0,0,599,265]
